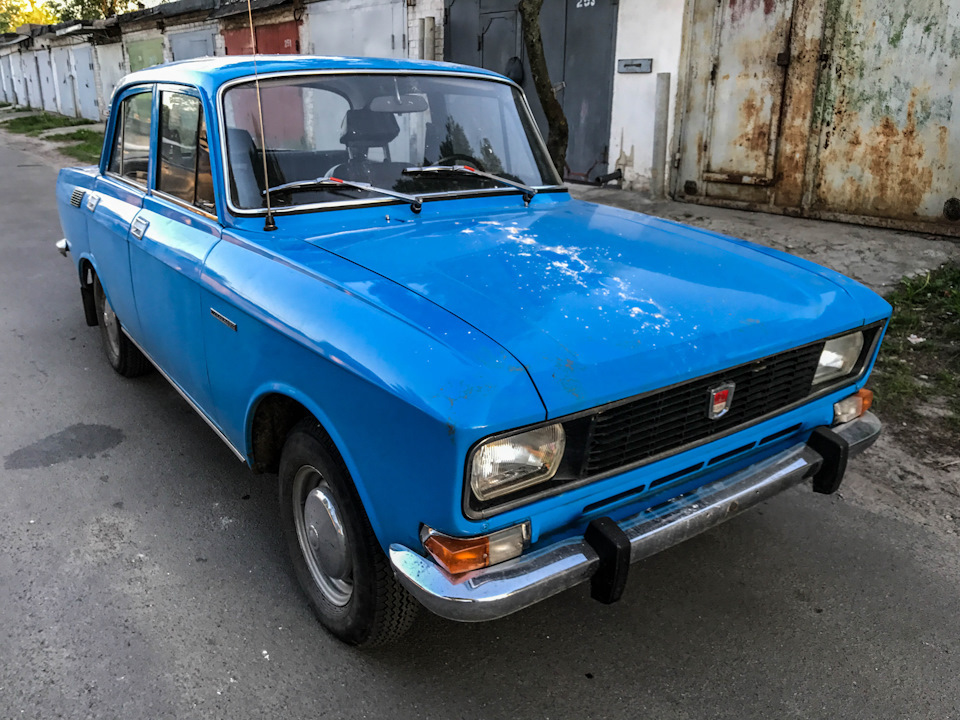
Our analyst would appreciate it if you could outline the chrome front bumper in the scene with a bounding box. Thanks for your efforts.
[389,412,881,622]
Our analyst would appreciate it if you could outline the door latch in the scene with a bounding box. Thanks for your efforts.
[131,217,149,239]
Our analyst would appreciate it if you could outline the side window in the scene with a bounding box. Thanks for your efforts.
[158,91,215,212]
[110,91,153,186]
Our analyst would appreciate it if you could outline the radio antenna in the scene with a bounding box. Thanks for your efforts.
[246,0,277,231]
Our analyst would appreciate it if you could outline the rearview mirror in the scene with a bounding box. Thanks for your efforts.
[369,94,429,114]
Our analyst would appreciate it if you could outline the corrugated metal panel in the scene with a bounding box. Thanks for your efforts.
[811,0,960,225]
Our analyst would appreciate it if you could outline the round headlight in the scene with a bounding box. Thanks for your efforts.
[814,331,864,386]
[470,424,566,501]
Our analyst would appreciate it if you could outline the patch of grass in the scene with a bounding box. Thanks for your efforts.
[58,133,104,165]
[48,128,104,144]
[0,101,11,108]
[0,111,95,136]
[871,263,960,451]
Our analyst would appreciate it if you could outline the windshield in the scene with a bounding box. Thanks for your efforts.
[221,73,561,210]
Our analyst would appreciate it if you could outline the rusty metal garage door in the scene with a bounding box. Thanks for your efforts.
[675,0,960,236]
[811,0,960,227]
[699,0,796,187]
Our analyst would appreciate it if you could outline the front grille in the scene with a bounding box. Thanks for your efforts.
[581,342,824,477]
[70,188,85,208]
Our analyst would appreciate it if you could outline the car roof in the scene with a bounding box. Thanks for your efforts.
[116,55,507,99]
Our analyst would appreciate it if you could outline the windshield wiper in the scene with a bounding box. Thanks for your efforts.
[402,165,537,205]
[263,176,422,213]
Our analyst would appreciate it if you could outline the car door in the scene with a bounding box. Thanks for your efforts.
[128,85,221,412]
[88,84,155,341]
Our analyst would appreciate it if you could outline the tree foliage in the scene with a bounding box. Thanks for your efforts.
[0,0,58,33]
[47,0,135,22]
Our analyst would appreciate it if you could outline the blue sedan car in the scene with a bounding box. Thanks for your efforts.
[55,56,890,646]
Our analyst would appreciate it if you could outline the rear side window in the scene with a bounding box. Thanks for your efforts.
[108,91,153,186]
[158,91,215,212]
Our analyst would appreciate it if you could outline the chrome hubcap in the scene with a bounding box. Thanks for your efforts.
[293,466,353,606]
[100,289,120,357]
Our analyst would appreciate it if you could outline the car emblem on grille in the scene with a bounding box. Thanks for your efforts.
[708,382,736,419]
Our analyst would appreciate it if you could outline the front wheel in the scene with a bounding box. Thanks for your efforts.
[279,419,418,646]
[91,274,150,377]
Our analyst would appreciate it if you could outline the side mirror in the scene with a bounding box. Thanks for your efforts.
[505,56,524,84]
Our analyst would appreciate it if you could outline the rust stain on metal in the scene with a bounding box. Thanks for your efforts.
[827,95,937,220]
[773,0,825,207]
[734,89,771,158]
[729,0,778,24]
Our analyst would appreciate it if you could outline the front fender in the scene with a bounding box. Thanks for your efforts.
[202,232,546,550]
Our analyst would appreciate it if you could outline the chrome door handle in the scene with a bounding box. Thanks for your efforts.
[131,217,149,239]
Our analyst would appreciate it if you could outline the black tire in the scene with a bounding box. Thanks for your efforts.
[91,274,150,378]
[279,418,418,647]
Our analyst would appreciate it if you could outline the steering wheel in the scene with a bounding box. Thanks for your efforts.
[436,154,485,171]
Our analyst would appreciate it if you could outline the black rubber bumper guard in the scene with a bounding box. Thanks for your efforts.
[583,425,850,605]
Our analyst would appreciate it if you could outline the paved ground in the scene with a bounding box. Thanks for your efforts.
[2,132,960,719]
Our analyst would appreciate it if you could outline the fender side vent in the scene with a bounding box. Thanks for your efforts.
[70,188,85,208]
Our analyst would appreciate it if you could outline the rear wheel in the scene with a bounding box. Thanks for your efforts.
[91,274,150,377]
[279,419,418,646]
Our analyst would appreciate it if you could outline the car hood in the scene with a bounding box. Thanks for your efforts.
[304,197,872,418]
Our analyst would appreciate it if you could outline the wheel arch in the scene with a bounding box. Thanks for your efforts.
[244,386,383,536]
[77,254,97,286]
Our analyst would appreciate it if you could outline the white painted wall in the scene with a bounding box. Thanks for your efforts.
[608,0,687,191]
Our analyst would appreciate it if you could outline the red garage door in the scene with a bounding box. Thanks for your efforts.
[222,21,304,148]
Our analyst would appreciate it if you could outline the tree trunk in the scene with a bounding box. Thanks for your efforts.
[517,0,568,177]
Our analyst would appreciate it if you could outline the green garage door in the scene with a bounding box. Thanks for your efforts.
[126,37,164,72]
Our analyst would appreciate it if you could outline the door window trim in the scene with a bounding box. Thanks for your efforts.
[153,85,218,218]
[103,84,155,193]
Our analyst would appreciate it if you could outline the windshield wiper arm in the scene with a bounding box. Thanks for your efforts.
[263,176,422,213]
[402,165,537,205]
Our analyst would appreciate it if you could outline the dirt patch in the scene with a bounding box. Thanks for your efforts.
[871,263,960,453]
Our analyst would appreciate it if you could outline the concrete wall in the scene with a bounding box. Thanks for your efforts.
[607,0,687,192]
[406,0,443,60]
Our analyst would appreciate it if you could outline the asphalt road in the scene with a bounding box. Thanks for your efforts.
[2,137,960,720]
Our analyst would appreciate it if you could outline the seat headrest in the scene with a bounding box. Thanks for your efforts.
[339,109,400,148]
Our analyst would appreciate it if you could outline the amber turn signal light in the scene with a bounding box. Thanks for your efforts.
[833,388,873,424]
[420,523,530,575]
